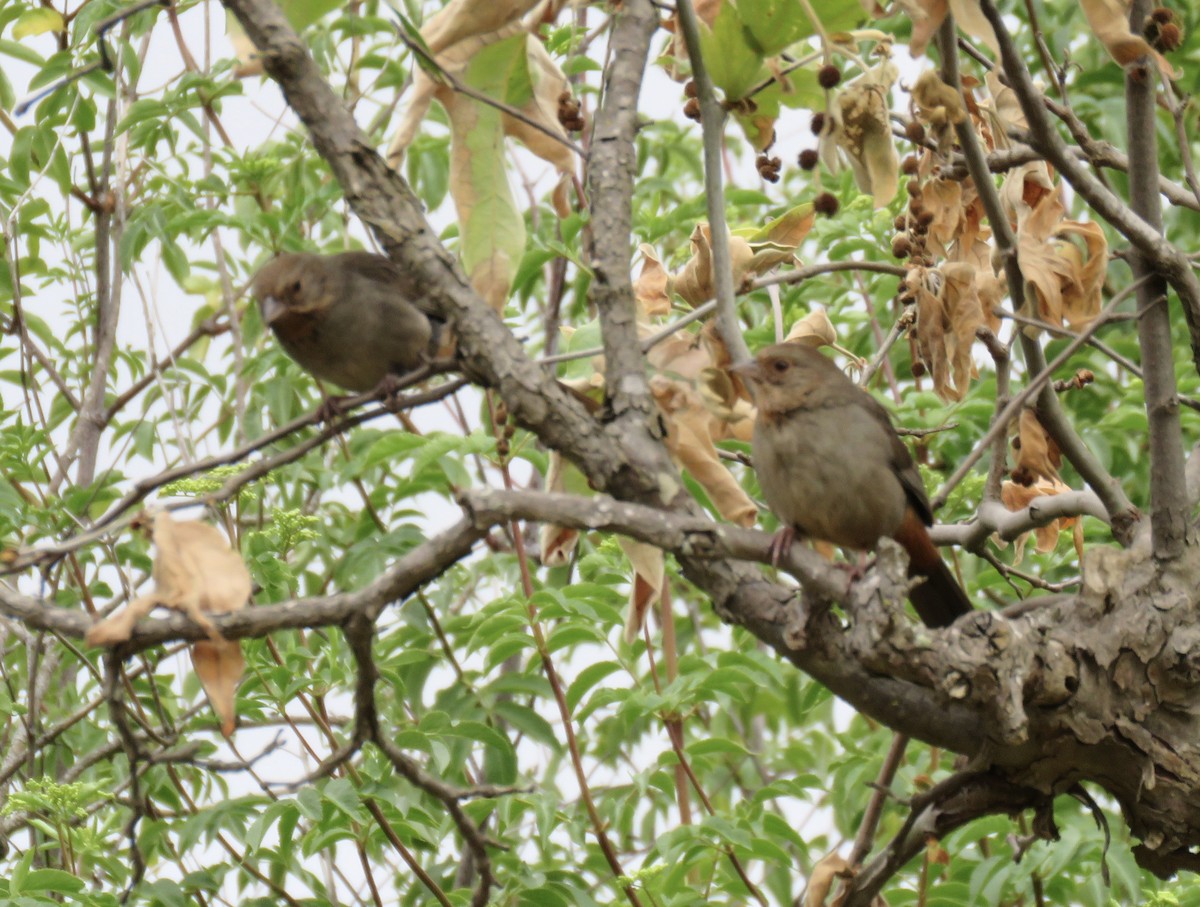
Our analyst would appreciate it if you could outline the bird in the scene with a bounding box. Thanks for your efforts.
[732,342,972,628]
[252,251,443,395]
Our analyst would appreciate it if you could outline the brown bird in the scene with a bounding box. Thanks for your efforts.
[733,342,971,628]
[252,251,442,393]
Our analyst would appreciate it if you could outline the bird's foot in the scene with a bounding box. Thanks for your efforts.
[768,526,796,567]
[836,555,872,596]
[374,373,405,411]
[315,394,355,423]
[375,362,437,412]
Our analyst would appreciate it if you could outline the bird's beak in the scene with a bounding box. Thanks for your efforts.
[259,295,285,326]
[729,359,763,383]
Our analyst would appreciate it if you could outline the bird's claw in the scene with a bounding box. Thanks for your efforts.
[315,394,354,423]
[768,526,796,567]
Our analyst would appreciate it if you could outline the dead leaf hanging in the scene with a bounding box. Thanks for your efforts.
[85,510,251,737]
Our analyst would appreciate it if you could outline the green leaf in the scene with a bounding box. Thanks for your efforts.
[565,660,622,712]
[699,4,767,100]
[493,700,561,752]
[20,869,85,893]
[12,8,64,39]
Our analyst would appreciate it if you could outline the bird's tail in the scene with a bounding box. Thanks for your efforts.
[908,557,972,627]
[894,508,972,627]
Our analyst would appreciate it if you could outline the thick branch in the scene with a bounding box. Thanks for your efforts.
[220,0,991,760]
[585,0,658,417]
[220,0,624,489]
[1125,0,1188,558]
[459,487,988,752]
[843,772,1053,907]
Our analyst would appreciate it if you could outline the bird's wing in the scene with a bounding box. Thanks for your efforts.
[859,391,935,527]
[336,251,444,322]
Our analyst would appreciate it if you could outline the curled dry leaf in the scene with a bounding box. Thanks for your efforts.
[804,851,851,907]
[909,264,985,401]
[634,244,673,318]
[934,261,984,399]
[1054,219,1107,330]
[907,0,998,58]
[1013,185,1106,329]
[672,206,814,305]
[619,539,665,644]
[85,510,251,737]
[1011,407,1061,485]
[999,161,1056,232]
[539,451,580,567]
[1079,0,1179,81]
[192,639,245,739]
[917,177,964,259]
[784,309,837,348]
[833,60,900,208]
[1000,476,1083,565]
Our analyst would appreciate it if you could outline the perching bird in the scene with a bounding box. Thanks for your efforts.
[252,251,442,393]
[733,342,972,628]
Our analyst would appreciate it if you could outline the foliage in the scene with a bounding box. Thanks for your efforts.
[0,0,1197,904]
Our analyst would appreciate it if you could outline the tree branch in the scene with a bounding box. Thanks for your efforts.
[584,0,658,419]
[1124,0,1188,558]
[978,0,1200,376]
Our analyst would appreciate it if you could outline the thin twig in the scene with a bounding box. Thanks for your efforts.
[675,0,750,364]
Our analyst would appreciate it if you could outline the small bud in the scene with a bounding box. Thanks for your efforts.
[684,80,699,98]
[810,112,826,135]
[684,97,701,121]
[892,234,912,258]
[798,148,820,170]
[904,120,926,144]
[901,155,920,175]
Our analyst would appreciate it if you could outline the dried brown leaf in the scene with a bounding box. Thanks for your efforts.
[907,0,949,57]
[635,244,673,318]
[834,61,900,207]
[920,178,964,258]
[1055,219,1107,329]
[674,224,757,305]
[86,511,250,647]
[912,70,966,150]
[619,539,664,644]
[1000,476,1078,559]
[1016,186,1081,326]
[938,261,984,399]
[85,511,251,736]
[805,852,851,907]
[784,309,837,347]
[652,375,758,527]
[193,639,244,738]
[1012,408,1062,484]
[1079,0,1179,81]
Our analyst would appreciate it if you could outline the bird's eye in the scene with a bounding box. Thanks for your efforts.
[289,280,302,295]
[772,359,788,372]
